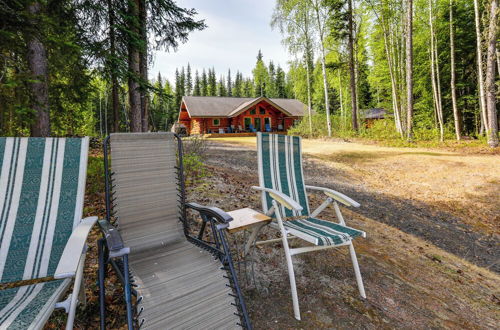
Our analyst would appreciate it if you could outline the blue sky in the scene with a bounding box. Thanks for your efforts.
[150,0,290,84]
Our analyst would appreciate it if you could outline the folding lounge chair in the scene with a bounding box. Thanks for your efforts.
[251,133,366,320]
[0,137,96,329]
[98,133,250,329]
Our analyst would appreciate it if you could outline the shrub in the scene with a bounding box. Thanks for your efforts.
[182,136,208,185]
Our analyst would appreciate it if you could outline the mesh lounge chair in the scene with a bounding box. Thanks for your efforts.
[0,137,96,329]
[250,133,366,320]
[98,133,250,329]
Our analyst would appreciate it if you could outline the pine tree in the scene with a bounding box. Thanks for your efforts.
[233,71,243,97]
[227,69,232,96]
[201,69,208,96]
[253,50,268,97]
[193,70,201,96]
[218,76,227,96]
[174,68,182,110]
[180,66,186,97]
[208,68,217,96]
[276,65,287,98]
[186,63,192,96]
[267,61,277,97]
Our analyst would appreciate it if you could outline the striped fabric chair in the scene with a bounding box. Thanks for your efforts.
[0,137,96,329]
[252,133,366,320]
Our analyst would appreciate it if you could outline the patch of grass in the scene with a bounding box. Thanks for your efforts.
[86,155,104,195]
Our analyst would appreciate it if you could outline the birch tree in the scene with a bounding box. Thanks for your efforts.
[449,0,461,140]
[348,0,359,132]
[485,0,498,147]
[406,0,414,141]
[429,0,444,141]
[473,0,488,133]
[310,0,332,136]
[272,0,315,134]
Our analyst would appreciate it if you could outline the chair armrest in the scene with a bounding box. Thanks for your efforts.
[251,186,303,211]
[98,219,130,258]
[186,202,233,224]
[305,185,360,207]
[54,216,98,279]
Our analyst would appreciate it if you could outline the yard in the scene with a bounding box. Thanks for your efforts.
[49,136,499,329]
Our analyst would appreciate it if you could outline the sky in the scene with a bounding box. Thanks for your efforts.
[150,0,290,84]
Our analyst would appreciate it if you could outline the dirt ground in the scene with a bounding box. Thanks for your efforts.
[197,137,499,329]
[45,137,499,329]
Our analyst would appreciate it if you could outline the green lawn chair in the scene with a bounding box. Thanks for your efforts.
[251,133,366,320]
[98,133,250,329]
[0,137,96,329]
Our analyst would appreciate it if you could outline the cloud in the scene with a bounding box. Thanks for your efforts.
[150,0,289,83]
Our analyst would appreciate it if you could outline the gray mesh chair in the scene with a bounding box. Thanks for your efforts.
[98,133,250,329]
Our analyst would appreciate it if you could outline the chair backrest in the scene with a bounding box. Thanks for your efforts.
[109,133,183,254]
[0,137,88,283]
[256,133,309,218]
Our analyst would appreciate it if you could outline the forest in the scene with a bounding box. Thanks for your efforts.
[0,0,498,147]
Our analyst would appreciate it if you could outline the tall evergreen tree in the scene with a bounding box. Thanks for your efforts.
[227,69,232,96]
[208,68,217,96]
[174,68,182,110]
[276,65,287,98]
[218,76,227,96]
[193,70,201,96]
[253,50,269,97]
[186,63,192,95]
[201,69,208,96]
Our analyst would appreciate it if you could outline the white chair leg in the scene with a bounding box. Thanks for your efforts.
[66,249,86,329]
[348,242,366,299]
[282,233,301,320]
[272,200,301,320]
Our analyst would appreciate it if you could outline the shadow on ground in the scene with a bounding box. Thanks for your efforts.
[206,142,500,273]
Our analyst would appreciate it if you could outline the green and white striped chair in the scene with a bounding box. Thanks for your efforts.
[0,137,96,329]
[252,133,366,320]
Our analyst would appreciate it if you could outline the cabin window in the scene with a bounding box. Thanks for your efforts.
[244,117,252,130]
[250,109,256,115]
[293,119,300,126]
[264,117,271,126]
[260,108,266,114]
[213,118,220,126]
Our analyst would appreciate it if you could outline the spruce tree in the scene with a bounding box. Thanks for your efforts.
[174,68,182,111]
[201,69,208,96]
[218,76,227,96]
[180,66,186,97]
[276,65,287,98]
[186,63,192,95]
[252,50,269,97]
[227,69,232,96]
[208,68,217,96]
[193,70,201,96]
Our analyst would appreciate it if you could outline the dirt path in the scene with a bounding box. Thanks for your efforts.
[189,138,500,328]
[205,138,500,272]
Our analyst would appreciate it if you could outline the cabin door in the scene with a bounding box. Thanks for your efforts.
[254,118,262,131]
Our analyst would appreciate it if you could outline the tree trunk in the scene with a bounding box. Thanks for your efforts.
[27,2,50,137]
[474,0,488,134]
[305,51,313,135]
[348,0,358,132]
[450,0,461,140]
[380,13,403,136]
[312,3,331,137]
[406,0,414,141]
[338,70,345,129]
[486,0,498,147]
[429,0,444,142]
[128,0,141,132]
[139,0,148,132]
[108,0,120,133]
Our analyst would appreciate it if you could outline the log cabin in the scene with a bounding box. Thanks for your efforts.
[177,96,308,135]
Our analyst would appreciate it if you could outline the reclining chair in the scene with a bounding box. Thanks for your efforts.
[0,137,96,329]
[98,133,250,329]
[251,133,366,320]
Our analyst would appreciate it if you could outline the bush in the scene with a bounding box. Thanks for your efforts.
[182,136,208,185]
[288,114,357,139]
